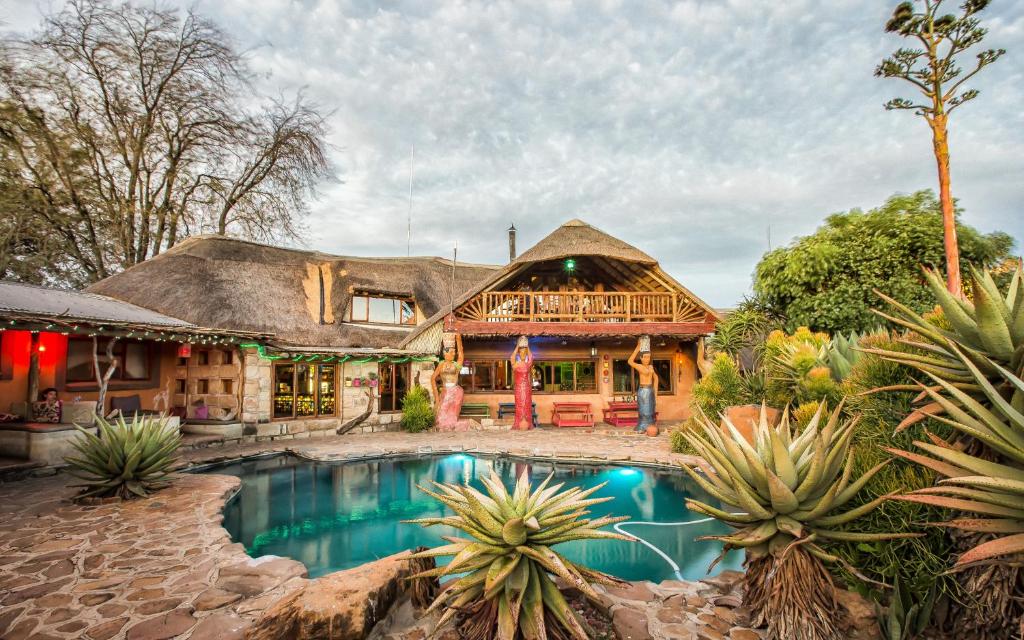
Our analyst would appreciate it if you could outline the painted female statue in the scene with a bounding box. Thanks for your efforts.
[431,332,469,431]
[509,336,534,430]
[628,336,659,435]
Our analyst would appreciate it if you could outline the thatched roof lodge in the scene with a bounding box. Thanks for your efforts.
[87,235,499,350]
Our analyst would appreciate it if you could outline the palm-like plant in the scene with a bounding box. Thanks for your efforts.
[680,402,919,640]
[405,470,631,640]
[889,345,1024,567]
[65,414,181,499]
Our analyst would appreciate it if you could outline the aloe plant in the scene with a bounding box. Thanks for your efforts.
[828,331,862,381]
[869,264,1024,427]
[875,575,937,640]
[404,471,631,640]
[889,344,1024,568]
[680,402,920,640]
[65,414,181,499]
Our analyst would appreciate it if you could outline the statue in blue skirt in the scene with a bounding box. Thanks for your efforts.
[628,337,659,435]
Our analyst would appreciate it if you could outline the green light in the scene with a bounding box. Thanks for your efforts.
[565,258,576,271]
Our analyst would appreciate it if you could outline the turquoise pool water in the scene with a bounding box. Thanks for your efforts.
[215,454,744,582]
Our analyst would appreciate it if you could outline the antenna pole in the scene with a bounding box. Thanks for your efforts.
[406,145,415,257]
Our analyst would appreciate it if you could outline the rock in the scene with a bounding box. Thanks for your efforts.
[125,608,196,640]
[248,550,421,640]
[721,405,780,444]
[603,581,658,603]
[1,577,73,606]
[215,555,307,597]
[189,611,249,640]
[135,597,186,615]
[836,587,880,640]
[611,606,652,640]
[193,586,242,611]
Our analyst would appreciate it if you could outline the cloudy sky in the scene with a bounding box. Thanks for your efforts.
[4,0,1022,307]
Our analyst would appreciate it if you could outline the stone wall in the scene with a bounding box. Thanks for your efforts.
[239,349,441,438]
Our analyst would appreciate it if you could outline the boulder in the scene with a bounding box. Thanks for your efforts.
[721,405,780,444]
[247,550,425,640]
[215,556,307,598]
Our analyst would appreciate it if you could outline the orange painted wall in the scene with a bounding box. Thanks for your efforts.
[461,338,698,426]
[0,330,177,415]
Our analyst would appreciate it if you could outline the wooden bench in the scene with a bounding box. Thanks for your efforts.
[603,401,659,428]
[551,402,594,428]
[459,403,491,419]
[497,402,538,428]
[604,401,639,427]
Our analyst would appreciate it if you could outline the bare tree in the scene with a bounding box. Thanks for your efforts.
[876,0,1005,295]
[0,0,332,286]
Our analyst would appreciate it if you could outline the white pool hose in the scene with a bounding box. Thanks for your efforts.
[613,518,715,582]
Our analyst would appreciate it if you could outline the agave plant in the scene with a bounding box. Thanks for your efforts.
[65,414,181,499]
[680,402,919,640]
[889,344,1024,568]
[404,470,631,640]
[875,575,937,640]
[827,331,862,381]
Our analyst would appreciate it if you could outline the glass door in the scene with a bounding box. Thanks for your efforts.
[379,363,411,412]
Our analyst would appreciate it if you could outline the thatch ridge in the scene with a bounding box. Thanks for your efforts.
[88,235,499,348]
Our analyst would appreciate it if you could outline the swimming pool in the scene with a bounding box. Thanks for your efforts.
[214,454,744,582]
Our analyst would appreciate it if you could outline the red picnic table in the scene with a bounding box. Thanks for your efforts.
[603,401,659,428]
[551,402,594,428]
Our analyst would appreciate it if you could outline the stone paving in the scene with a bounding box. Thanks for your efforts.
[0,427,727,640]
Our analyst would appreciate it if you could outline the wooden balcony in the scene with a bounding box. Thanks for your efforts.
[456,291,708,324]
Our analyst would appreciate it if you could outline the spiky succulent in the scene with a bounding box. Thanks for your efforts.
[404,470,631,640]
[868,264,1024,427]
[681,402,914,563]
[827,331,863,381]
[890,344,1024,568]
[65,414,181,499]
[681,402,918,640]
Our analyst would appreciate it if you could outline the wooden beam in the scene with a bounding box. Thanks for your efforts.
[452,319,716,337]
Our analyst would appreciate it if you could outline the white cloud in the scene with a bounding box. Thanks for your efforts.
[7,0,1023,306]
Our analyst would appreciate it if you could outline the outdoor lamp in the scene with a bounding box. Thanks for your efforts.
[589,342,598,358]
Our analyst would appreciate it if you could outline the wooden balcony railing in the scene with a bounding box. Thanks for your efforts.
[456,291,707,323]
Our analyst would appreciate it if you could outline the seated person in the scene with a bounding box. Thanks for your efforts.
[31,388,62,423]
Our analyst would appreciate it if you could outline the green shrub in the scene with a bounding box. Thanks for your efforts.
[669,419,701,456]
[692,353,747,419]
[400,386,435,433]
[831,332,958,610]
[65,415,180,500]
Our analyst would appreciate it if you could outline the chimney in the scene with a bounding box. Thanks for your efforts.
[508,223,517,262]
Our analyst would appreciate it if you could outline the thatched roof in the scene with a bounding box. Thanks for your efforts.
[400,219,715,349]
[88,235,498,349]
[513,218,657,266]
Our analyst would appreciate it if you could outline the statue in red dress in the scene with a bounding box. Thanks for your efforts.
[510,336,534,430]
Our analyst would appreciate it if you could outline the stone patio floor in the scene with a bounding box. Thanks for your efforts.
[0,427,721,640]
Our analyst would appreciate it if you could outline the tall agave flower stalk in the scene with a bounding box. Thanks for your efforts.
[64,414,181,499]
[680,402,919,640]
[404,470,631,640]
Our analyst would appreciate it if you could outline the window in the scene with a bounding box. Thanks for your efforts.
[175,379,186,393]
[221,379,234,394]
[612,359,674,394]
[273,363,337,419]
[349,294,416,325]
[221,350,233,365]
[534,360,597,393]
[458,361,513,392]
[66,338,152,383]
[197,379,210,394]
[197,350,210,365]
